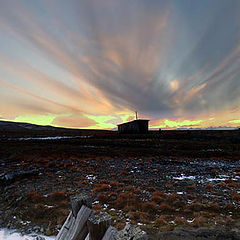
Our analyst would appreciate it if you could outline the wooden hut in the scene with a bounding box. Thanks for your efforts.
[117,119,149,134]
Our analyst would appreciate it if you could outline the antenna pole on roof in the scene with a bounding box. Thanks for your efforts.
[135,111,138,120]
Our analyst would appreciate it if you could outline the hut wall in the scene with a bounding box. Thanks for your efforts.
[118,120,149,133]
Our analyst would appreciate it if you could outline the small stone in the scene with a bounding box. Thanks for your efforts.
[35,237,46,240]
[45,229,52,236]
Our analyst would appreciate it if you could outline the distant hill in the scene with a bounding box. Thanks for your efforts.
[0,120,113,137]
[0,120,67,132]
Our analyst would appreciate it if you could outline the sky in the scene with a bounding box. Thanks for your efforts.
[0,0,240,130]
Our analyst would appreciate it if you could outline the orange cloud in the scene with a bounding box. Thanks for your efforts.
[52,114,96,128]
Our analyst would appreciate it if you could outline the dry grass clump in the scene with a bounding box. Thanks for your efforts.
[125,185,135,192]
[151,195,164,204]
[26,203,50,221]
[155,216,167,227]
[206,202,220,212]
[48,191,67,201]
[99,179,107,184]
[166,193,180,202]
[218,182,227,188]
[165,183,173,189]
[174,216,189,226]
[27,190,42,203]
[115,192,139,210]
[187,202,205,211]
[211,168,218,174]
[81,180,90,185]
[97,192,109,203]
[152,191,167,198]
[172,200,185,208]
[141,201,157,213]
[130,211,150,222]
[120,170,128,175]
[185,185,196,190]
[232,191,240,201]
[110,181,118,187]
[150,191,168,205]
[227,181,239,188]
[93,184,110,192]
[223,203,235,212]
[205,183,214,191]
[225,178,233,184]
[133,187,142,195]
[159,202,174,213]
[186,193,197,200]
[147,186,156,192]
[191,216,208,227]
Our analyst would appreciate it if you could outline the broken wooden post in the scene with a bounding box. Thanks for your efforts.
[102,226,118,240]
[56,211,74,240]
[57,192,94,240]
[67,205,94,240]
[70,192,92,217]
[87,212,112,240]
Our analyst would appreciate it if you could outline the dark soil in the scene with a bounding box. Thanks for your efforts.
[0,130,240,239]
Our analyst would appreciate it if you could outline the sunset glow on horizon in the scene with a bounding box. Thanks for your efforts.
[0,0,240,130]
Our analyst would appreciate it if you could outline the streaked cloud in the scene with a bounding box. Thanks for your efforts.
[0,0,239,129]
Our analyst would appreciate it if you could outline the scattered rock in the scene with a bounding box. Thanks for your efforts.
[153,227,240,240]
[35,236,46,240]
[116,223,148,239]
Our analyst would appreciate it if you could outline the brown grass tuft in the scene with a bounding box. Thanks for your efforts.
[141,201,157,213]
[27,190,42,203]
[48,191,67,201]
[93,184,110,192]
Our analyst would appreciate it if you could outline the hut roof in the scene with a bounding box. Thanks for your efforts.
[117,119,149,127]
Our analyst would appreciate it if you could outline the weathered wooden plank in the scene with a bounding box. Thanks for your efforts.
[56,211,74,240]
[67,205,94,240]
[102,226,117,240]
[87,212,112,240]
[85,233,90,240]
[71,192,92,217]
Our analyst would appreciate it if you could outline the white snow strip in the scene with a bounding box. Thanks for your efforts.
[8,136,91,141]
[173,174,195,180]
[0,228,55,240]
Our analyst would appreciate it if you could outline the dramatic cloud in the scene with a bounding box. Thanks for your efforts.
[0,0,239,128]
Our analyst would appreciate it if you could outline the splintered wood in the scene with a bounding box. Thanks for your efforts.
[56,193,148,240]
[56,206,94,240]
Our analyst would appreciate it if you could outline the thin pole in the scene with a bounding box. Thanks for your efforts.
[135,111,138,120]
